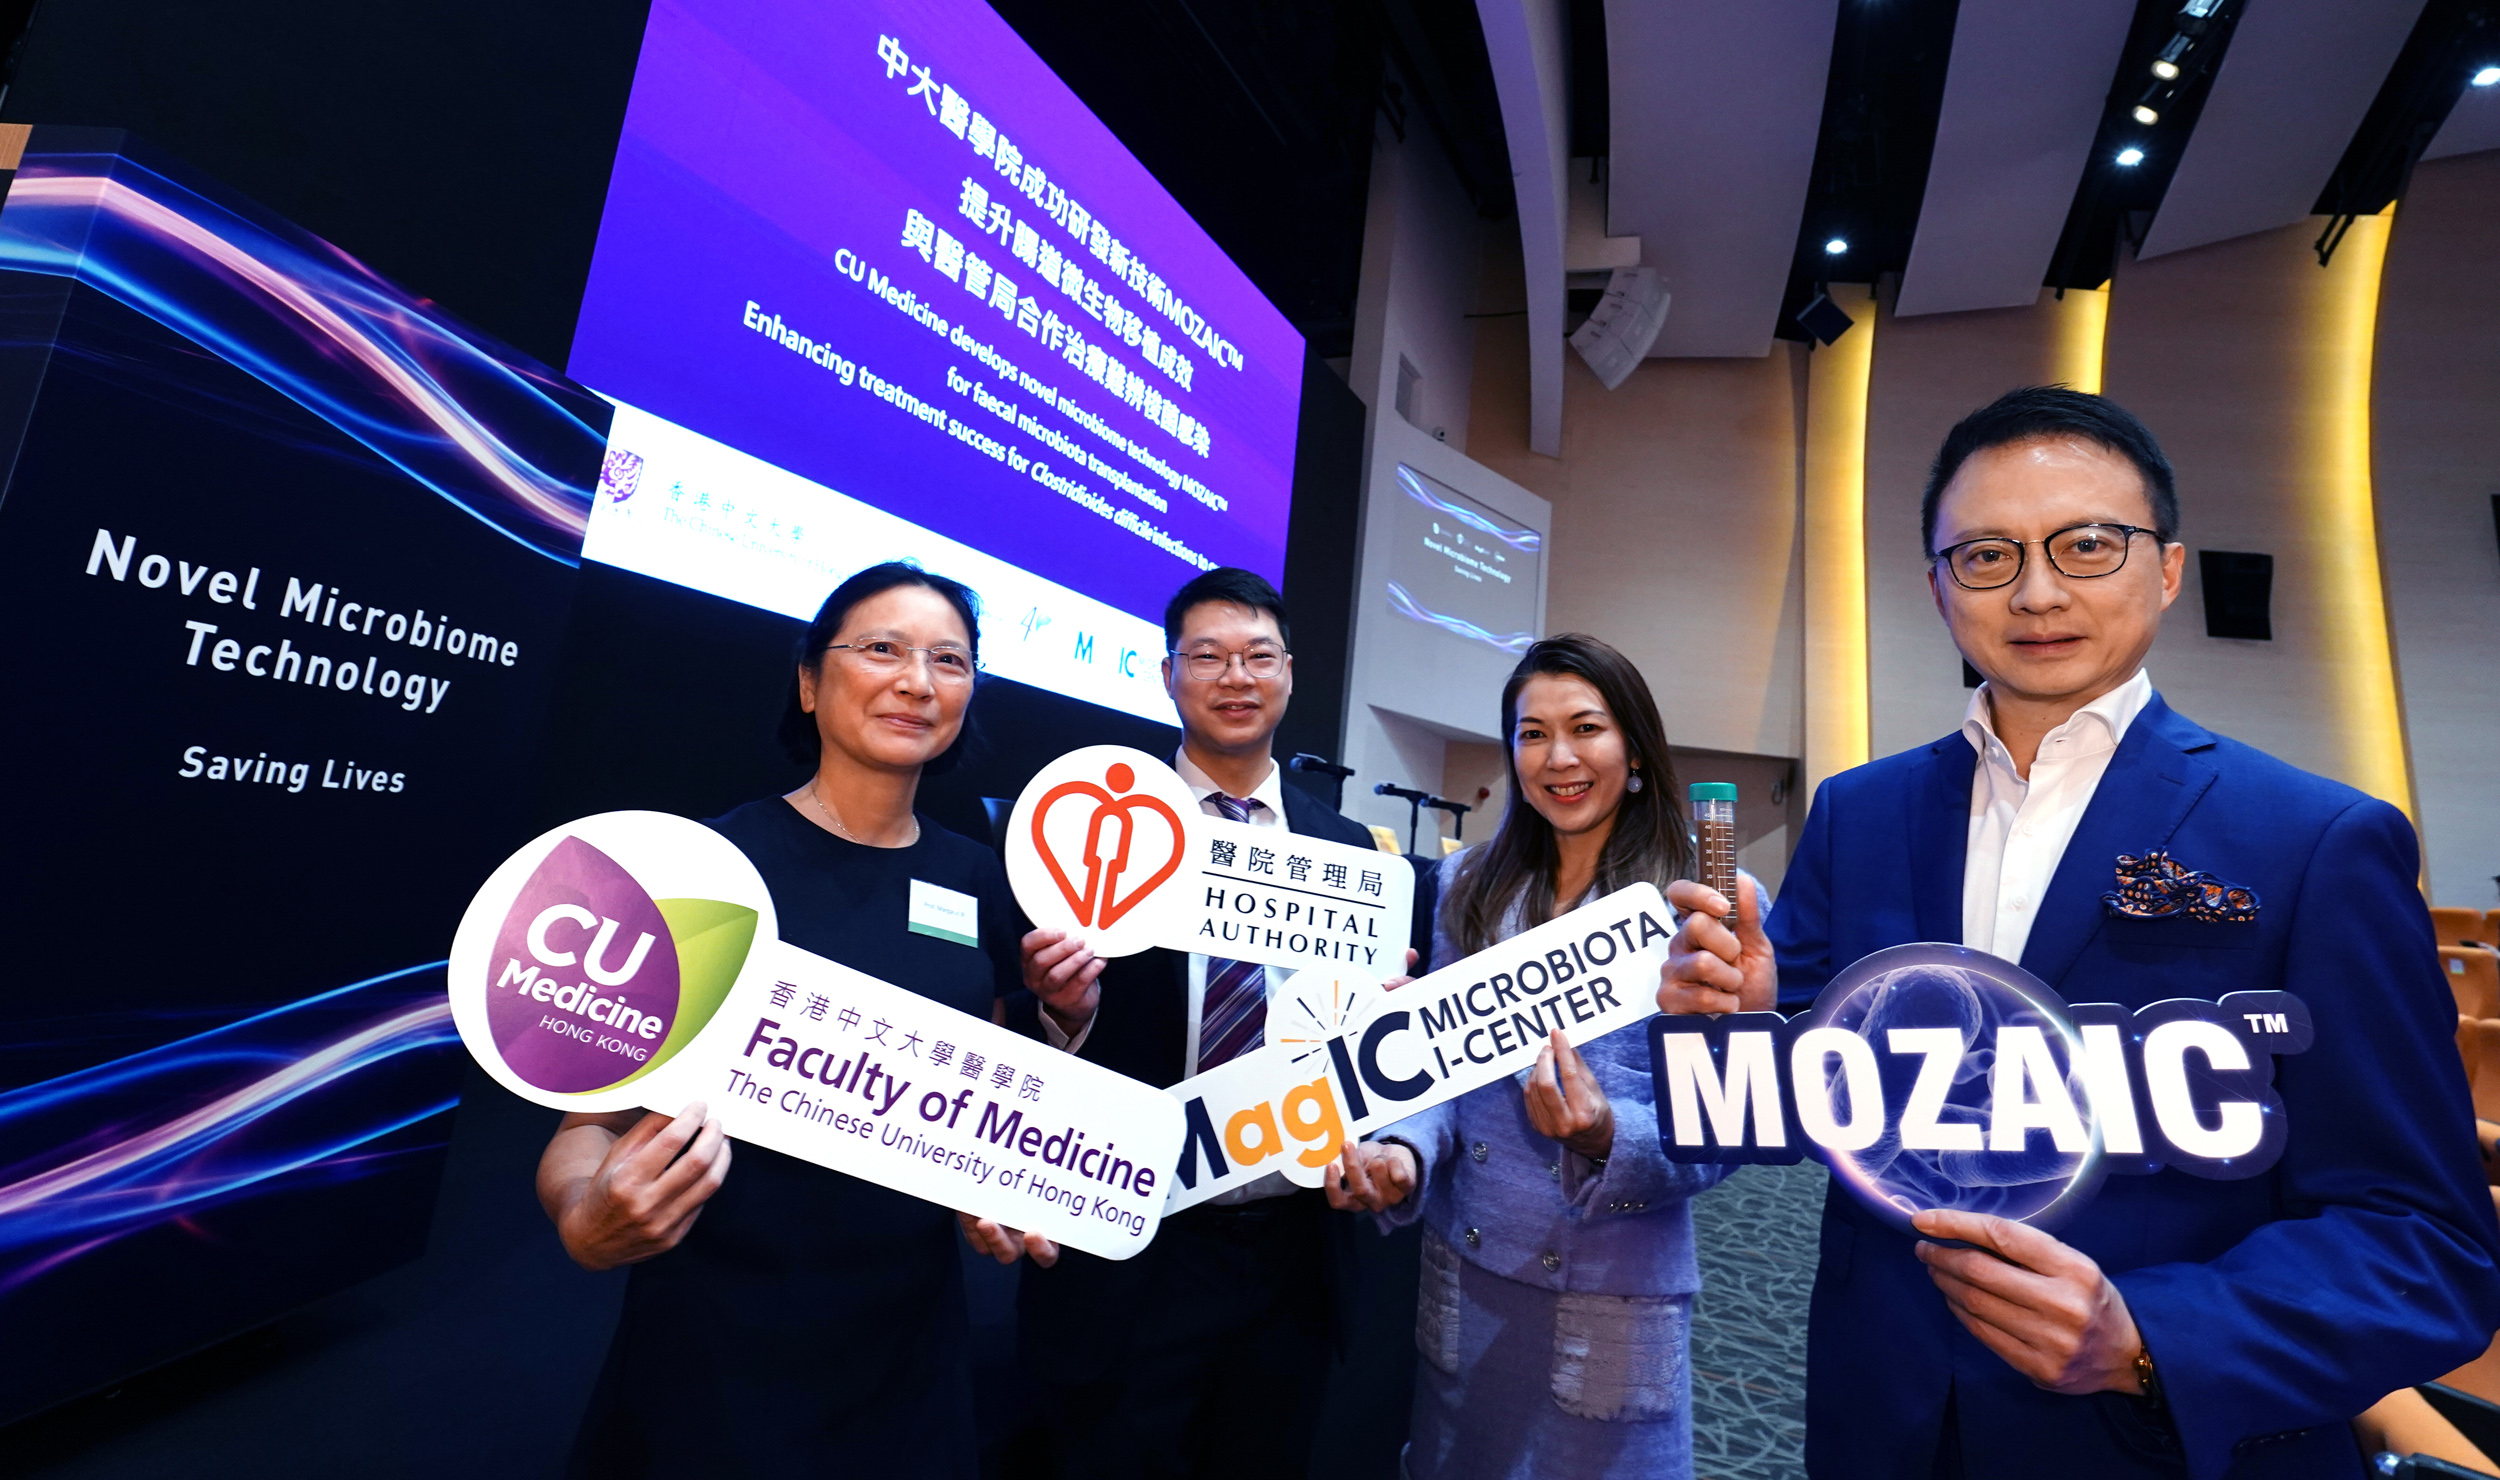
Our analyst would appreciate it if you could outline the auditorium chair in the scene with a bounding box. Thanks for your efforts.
[2439,907,2494,949]
[2466,1025,2500,1126]
[2447,950,2500,1025]
[2355,1388,2500,1476]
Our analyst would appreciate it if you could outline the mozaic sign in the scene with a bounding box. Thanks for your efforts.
[1648,943,2312,1234]
[1006,746,1413,977]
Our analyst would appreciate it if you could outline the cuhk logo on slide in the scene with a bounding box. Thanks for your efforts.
[452,813,769,1107]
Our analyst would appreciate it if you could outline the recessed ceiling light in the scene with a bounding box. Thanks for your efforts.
[2116,147,2146,167]
[2473,65,2500,87]
[2132,104,2161,125]
[2151,59,2181,80]
[1824,237,1849,256]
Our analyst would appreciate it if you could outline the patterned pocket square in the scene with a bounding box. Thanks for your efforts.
[2104,850,2260,924]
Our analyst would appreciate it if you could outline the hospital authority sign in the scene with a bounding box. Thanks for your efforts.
[449,811,1183,1258]
[1005,745,1413,976]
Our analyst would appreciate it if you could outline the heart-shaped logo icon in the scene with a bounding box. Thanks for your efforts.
[1031,760,1187,928]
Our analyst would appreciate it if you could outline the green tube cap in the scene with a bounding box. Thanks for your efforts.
[1688,782,1738,802]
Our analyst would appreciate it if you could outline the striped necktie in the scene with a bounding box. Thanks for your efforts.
[1198,792,1266,1071]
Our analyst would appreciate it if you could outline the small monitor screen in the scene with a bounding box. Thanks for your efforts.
[1385,463,1540,657]
[569,0,1305,722]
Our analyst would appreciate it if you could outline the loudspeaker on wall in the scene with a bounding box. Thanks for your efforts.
[2199,550,2273,641]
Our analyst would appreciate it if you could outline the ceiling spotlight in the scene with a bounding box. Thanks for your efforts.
[1824,237,1849,256]
[2116,147,2146,167]
[2151,58,2181,80]
[2474,65,2500,87]
[2132,104,2161,125]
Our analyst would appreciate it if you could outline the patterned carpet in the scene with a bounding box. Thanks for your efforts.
[1687,1160,1828,1480]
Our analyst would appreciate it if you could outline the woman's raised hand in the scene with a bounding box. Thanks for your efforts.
[1659,870,1776,1015]
[1324,1140,1418,1213]
[540,1103,733,1271]
[1524,1030,1615,1161]
[956,1212,1060,1268]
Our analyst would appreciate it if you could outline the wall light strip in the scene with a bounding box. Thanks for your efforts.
[1802,283,1876,794]
[2052,286,2109,396]
[2306,207,2413,818]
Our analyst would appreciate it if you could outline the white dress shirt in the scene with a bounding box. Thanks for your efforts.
[1961,669,2153,963]
[1176,750,1296,1204]
[1173,749,1289,1079]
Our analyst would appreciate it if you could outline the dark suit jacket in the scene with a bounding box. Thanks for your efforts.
[1769,694,2500,1479]
[1007,780,1436,1381]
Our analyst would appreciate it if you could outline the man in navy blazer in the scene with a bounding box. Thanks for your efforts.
[1661,387,2500,1478]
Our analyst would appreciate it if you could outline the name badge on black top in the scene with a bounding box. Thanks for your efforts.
[908,879,979,948]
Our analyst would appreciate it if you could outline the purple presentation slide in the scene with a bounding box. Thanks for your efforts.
[569,0,1305,630]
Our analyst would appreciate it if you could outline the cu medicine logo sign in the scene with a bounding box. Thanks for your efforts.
[452,812,770,1111]
[1650,943,2312,1233]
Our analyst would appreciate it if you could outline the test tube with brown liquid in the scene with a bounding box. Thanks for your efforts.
[1689,782,1738,929]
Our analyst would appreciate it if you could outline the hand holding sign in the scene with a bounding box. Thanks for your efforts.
[957,1210,1060,1269]
[1020,928,1104,1038]
[1526,1030,1617,1161]
[1911,1210,2144,1397]
[538,1101,733,1271]
[1323,1139,1418,1214]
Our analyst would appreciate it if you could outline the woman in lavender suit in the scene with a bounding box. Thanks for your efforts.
[1328,634,1727,1480]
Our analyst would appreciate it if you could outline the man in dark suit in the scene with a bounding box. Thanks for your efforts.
[1662,387,2500,1478]
[981,567,1427,1480]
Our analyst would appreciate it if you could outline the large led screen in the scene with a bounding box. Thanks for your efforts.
[0,129,605,1421]
[570,0,1306,722]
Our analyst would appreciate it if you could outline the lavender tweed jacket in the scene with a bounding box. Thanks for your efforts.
[1375,850,1727,1296]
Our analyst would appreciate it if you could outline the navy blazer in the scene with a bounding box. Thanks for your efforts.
[1768,694,2500,1480]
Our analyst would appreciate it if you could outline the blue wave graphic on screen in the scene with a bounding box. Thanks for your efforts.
[0,964,459,1287]
[1386,580,1536,655]
[0,147,599,563]
[1395,465,1542,552]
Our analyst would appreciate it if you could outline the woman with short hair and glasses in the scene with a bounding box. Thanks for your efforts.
[540,561,1020,1480]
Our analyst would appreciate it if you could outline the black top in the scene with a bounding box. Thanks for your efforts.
[570,797,1019,1480]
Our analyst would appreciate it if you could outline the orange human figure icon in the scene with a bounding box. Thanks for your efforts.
[1032,761,1185,928]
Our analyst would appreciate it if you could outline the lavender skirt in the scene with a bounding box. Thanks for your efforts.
[1401,1229,1695,1480]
